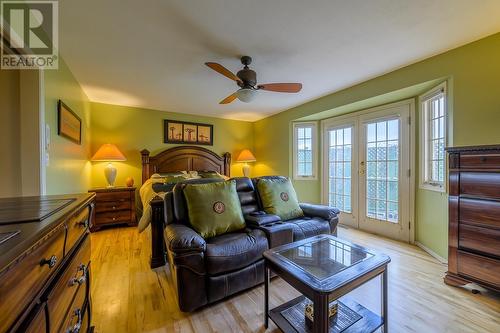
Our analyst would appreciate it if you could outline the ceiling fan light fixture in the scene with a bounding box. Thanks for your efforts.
[236,88,257,103]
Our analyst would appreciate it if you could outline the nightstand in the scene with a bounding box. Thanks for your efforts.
[88,187,136,231]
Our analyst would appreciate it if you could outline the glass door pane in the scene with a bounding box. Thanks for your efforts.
[365,119,399,223]
[328,127,352,213]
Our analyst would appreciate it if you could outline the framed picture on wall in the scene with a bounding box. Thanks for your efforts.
[57,100,81,145]
[165,121,183,142]
[183,123,198,142]
[164,120,213,145]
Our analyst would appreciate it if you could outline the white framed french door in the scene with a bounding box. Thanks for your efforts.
[322,101,414,243]
[322,119,358,228]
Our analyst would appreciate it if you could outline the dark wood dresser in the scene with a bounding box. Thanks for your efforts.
[445,145,500,291]
[89,187,136,231]
[0,193,95,333]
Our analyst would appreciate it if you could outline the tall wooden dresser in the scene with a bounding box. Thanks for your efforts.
[445,145,500,291]
[0,193,95,333]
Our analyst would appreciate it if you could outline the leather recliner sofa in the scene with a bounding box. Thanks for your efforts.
[163,176,340,312]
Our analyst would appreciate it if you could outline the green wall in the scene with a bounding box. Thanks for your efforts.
[44,59,92,195]
[0,69,21,197]
[90,103,254,188]
[254,32,500,259]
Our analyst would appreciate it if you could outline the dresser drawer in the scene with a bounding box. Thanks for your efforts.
[0,225,65,333]
[23,304,47,333]
[95,209,131,225]
[47,235,90,332]
[459,198,500,229]
[457,250,500,287]
[460,153,500,169]
[60,272,88,333]
[459,224,500,257]
[95,191,130,202]
[65,206,90,256]
[460,172,500,199]
[96,200,131,213]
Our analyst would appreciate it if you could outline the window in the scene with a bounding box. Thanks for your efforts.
[420,82,447,191]
[293,122,317,180]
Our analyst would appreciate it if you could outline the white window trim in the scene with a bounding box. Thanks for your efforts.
[419,82,447,192]
[293,122,318,180]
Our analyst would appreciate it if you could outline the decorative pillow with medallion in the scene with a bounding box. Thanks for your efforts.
[183,180,245,239]
[257,178,304,221]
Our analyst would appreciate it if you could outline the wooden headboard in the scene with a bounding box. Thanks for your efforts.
[140,146,231,184]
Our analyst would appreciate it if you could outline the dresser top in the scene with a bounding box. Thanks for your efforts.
[0,193,95,272]
[89,186,136,193]
[446,144,500,153]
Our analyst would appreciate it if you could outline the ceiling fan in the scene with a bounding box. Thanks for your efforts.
[205,56,302,104]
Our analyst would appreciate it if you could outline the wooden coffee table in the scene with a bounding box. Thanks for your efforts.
[263,234,391,333]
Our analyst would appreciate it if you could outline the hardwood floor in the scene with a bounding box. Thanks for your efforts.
[90,225,500,333]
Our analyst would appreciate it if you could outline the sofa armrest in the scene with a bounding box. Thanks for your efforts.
[164,223,206,254]
[299,203,340,220]
[244,211,281,227]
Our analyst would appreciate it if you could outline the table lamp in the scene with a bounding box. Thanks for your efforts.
[91,144,126,187]
[236,149,256,177]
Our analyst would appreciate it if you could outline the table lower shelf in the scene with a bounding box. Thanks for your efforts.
[269,295,383,333]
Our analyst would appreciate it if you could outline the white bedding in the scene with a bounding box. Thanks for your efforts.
[137,177,168,232]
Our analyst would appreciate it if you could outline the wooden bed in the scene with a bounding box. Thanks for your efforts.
[140,146,231,268]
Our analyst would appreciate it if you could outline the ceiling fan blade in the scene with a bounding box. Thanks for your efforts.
[257,83,302,93]
[205,62,242,83]
[219,93,237,104]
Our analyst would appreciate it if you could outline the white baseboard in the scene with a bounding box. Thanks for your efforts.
[415,241,447,264]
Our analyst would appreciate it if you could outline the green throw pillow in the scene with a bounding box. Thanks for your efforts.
[183,180,245,239]
[198,171,225,179]
[257,178,304,221]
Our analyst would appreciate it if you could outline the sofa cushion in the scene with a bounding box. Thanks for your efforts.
[183,180,245,238]
[207,259,264,303]
[205,228,268,275]
[235,177,260,215]
[285,217,331,240]
[257,177,304,220]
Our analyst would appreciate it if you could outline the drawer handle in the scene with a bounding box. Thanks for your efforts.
[77,219,89,228]
[40,255,58,268]
[69,264,88,286]
[70,275,86,286]
[112,217,116,221]
[66,308,82,333]
[112,206,116,210]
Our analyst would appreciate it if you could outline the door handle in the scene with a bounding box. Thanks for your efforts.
[359,161,366,175]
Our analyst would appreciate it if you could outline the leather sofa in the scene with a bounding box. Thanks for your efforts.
[163,177,340,312]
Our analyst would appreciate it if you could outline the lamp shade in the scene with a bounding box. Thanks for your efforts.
[236,149,256,162]
[91,144,126,161]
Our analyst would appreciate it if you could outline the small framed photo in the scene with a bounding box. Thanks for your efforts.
[58,100,81,145]
[163,120,213,145]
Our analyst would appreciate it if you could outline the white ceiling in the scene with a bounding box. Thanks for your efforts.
[59,0,500,121]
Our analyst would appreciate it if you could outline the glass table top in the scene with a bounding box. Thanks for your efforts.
[276,237,374,280]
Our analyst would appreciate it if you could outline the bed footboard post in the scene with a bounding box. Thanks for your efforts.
[150,196,167,268]
[223,152,231,177]
[141,149,150,184]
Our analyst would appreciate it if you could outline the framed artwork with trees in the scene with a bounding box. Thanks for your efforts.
[163,120,213,145]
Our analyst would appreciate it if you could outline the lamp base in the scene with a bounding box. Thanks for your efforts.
[242,163,250,178]
[104,162,117,187]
